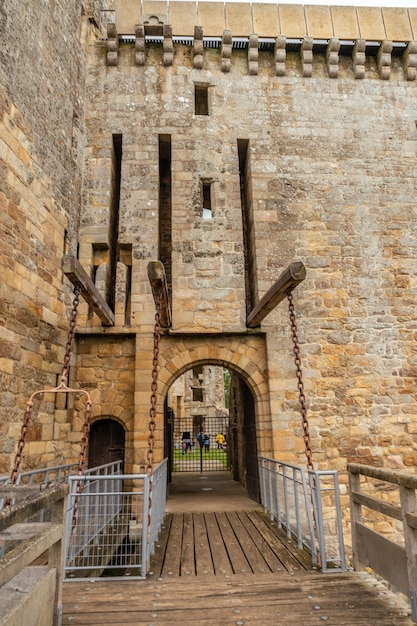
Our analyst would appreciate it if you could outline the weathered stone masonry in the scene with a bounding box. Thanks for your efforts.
[1,0,417,520]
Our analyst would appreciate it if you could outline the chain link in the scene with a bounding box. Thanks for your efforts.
[147,289,161,476]
[62,288,80,383]
[69,399,93,545]
[146,288,162,549]
[287,291,314,471]
[8,286,82,487]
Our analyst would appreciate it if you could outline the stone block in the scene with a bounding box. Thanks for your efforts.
[252,3,279,38]
[305,5,333,39]
[169,1,197,36]
[409,8,417,39]
[330,6,359,40]
[278,4,306,38]
[225,3,253,37]
[143,1,167,17]
[0,566,56,626]
[382,8,413,42]
[116,0,141,35]
[197,2,225,36]
[356,7,386,41]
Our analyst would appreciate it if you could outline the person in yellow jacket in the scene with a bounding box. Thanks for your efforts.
[216,433,225,449]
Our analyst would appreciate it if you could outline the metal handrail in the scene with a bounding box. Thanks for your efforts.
[259,456,346,572]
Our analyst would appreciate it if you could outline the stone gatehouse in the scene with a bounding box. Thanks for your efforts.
[1,0,417,509]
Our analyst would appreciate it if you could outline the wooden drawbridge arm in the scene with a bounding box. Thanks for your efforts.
[62,255,115,326]
[246,261,306,328]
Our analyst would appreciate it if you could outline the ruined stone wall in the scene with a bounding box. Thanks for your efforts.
[0,0,100,473]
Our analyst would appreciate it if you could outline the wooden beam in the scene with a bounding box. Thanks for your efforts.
[62,255,114,326]
[246,261,306,328]
[147,261,172,328]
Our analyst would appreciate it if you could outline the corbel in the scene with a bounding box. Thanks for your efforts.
[301,37,313,78]
[163,24,173,66]
[353,39,366,79]
[135,24,145,66]
[193,25,204,69]
[378,40,392,80]
[221,29,232,73]
[275,35,286,77]
[248,34,259,76]
[403,41,417,81]
[326,38,340,79]
[106,23,118,66]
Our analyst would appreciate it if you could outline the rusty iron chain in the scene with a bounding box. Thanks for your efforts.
[69,398,93,547]
[146,288,162,550]
[287,290,322,567]
[8,287,82,486]
[147,289,161,477]
[61,288,80,383]
[9,403,34,486]
[287,290,314,471]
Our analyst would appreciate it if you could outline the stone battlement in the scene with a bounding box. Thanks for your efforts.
[106,1,417,79]
[114,1,417,41]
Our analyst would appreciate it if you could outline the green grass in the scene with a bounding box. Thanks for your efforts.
[173,447,228,467]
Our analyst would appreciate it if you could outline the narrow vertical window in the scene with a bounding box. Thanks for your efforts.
[195,84,209,116]
[159,134,172,306]
[109,133,122,311]
[238,139,257,315]
[202,181,212,219]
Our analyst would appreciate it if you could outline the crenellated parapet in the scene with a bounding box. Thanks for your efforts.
[104,1,417,80]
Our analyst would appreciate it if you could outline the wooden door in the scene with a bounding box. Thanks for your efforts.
[88,419,125,470]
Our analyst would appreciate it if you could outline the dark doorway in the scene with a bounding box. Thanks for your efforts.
[88,418,125,470]
[229,374,260,502]
[242,382,259,501]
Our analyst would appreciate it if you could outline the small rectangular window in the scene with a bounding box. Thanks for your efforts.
[202,182,212,219]
[195,84,209,116]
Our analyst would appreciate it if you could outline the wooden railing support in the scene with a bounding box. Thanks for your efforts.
[348,463,417,622]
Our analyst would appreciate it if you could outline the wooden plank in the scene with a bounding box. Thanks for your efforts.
[62,255,114,326]
[225,511,270,574]
[0,524,62,586]
[0,521,53,541]
[351,490,402,520]
[179,512,195,576]
[348,463,417,490]
[193,513,215,576]
[236,511,286,573]
[214,511,250,574]
[148,514,172,577]
[249,511,311,571]
[160,514,183,577]
[203,512,233,576]
[246,262,306,328]
[355,521,408,596]
[61,571,415,625]
[147,261,172,328]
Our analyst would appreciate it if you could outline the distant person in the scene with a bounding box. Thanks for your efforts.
[203,433,210,453]
[216,433,225,449]
[197,431,204,449]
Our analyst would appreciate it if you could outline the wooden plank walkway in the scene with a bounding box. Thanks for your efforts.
[62,510,414,625]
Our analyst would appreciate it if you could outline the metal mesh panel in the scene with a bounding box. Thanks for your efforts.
[173,416,229,472]
[65,475,148,580]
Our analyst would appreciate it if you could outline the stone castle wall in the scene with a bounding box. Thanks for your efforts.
[0,0,100,473]
[1,0,417,490]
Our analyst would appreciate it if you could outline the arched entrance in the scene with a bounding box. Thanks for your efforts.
[166,365,231,473]
[164,362,261,502]
[88,418,125,470]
